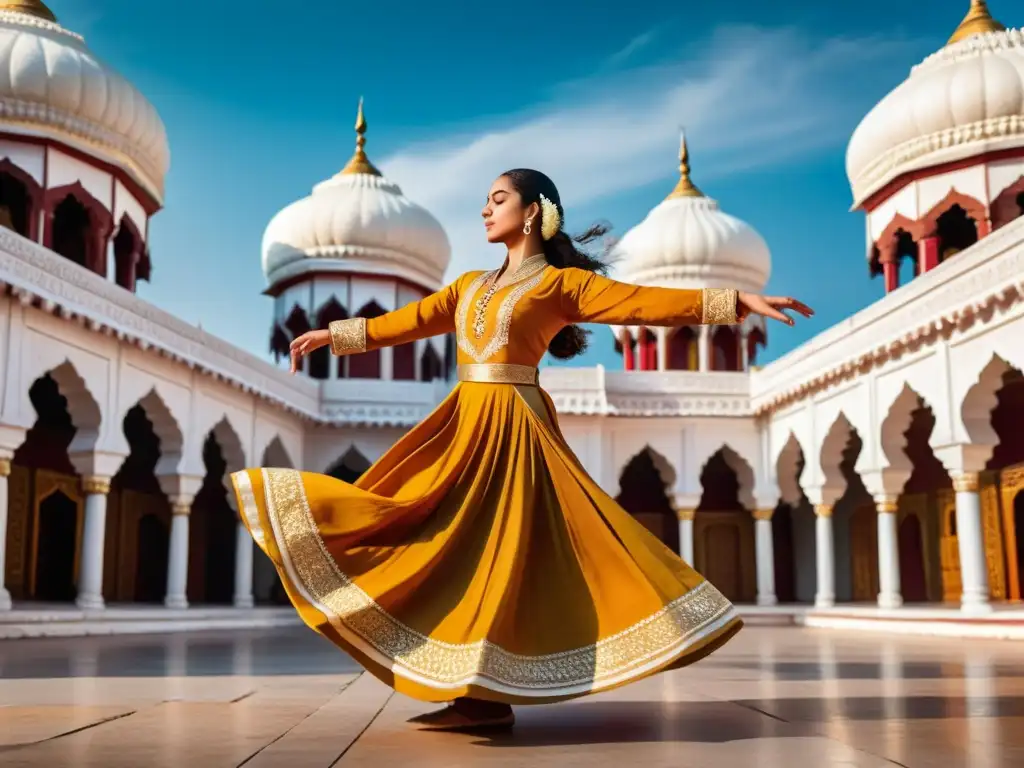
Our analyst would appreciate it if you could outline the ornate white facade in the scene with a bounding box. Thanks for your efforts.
[0,1,1022,629]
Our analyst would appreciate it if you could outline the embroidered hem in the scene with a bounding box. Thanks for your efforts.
[234,467,738,695]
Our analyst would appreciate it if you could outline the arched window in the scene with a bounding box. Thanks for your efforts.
[113,216,143,291]
[668,327,697,371]
[935,204,979,263]
[349,301,386,379]
[45,184,112,276]
[269,324,290,361]
[711,326,740,372]
[284,306,311,374]
[0,163,36,238]
[420,343,442,381]
[747,326,767,368]
[311,298,347,380]
[51,194,91,268]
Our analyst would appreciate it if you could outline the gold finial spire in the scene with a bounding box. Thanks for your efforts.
[666,130,704,200]
[340,97,382,177]
[0,0,57,21]
[948,0,1005,45]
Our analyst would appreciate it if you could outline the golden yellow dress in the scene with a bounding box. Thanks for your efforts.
[232,254,743,705]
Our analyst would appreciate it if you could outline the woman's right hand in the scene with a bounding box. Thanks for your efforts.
[289,329,331,374]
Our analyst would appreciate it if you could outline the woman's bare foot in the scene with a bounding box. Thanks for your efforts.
[408,697,515,731]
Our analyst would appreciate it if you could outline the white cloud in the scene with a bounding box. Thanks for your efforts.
[379,26,916,283]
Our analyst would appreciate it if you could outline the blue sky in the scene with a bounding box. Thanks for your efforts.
[49,0,1010,369]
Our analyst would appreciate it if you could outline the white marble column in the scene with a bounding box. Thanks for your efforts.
[952,471,991,614]
[0,457,11,611]
[76,476,111,610]
[656,328,669,372]
[233,521,254,608]
[165,499,192,609]
[875,495,903,608]
[677,508,695,565]
[740,329,750,372]
[814,504,836,608]
[697,326,710,372]
[753,508,777,606]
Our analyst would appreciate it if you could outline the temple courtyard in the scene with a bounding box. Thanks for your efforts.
[0,624,1021,767]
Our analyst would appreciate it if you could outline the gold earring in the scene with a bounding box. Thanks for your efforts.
[523,219,532,235]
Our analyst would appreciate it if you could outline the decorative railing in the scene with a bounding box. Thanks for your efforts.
[750,216,1024,413]
[0,228,320,418]
[541,366,751,417]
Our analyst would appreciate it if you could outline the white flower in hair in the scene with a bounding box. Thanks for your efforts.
[538,193,561,241]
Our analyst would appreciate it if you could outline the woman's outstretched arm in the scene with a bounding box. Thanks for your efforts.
[559,267,812,328]
[288,273,468,373]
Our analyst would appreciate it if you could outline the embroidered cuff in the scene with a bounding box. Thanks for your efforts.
[328,317,367,355]
[701,288,738,325]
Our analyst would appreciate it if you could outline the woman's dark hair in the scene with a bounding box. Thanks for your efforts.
[502,168,610,360]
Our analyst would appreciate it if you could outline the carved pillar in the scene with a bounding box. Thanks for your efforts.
[90,224,112,278]
[875,495,902,608]
[952,471,991,614]
[41,205,55,250]
[753,508,777,606]
[656,328,668,372]
[879,246,899,294]
[233,522,254,609]
[676,508,695,565]
[165,498,192,609]
[0,457,11,611]
[918,236,940,274]
[814,504,835,608]
[697,326,710,372]
[76,476,111,610]
[636,329,649,371]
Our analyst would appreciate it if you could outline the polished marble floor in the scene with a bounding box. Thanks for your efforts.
[0,625,1022,767]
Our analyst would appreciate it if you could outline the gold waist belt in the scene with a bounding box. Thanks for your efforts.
[457,363,539,385]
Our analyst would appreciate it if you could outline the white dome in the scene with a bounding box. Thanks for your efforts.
[847,6,1023,207]
[614,137,771,294]
[261,104,450,291]
[0,4,169,202]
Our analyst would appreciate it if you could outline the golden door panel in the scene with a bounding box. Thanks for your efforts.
[898,493,936,602]
[30,470,83,600]
[701,523,742,601]
[115,490,170,602]
[980,472,1007,600]
[850,503,879,602]
[936,488,961,603]
[695,511,756,603]
[999,463,1024,602]
[4,464,31,597]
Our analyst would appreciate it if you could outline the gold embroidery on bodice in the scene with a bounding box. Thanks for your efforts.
[457,255,548,363]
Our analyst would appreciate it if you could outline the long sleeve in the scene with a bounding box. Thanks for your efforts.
[559,267,738,326]
[328,275,464,355]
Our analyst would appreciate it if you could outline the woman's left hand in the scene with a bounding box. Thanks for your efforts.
[737,292,814,326]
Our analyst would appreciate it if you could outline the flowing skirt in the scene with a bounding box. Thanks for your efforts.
[232,382,742,704]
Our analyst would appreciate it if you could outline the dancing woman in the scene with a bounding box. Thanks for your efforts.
[233,168,812,731]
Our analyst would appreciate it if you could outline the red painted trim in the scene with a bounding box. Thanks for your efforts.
[883,261,898,293]
[264,269,433,300]
[919,236,940,274]
[918,189,990,237]
[991,174,1024,230]
[860,146,1024,213]
[0,130,161,216]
